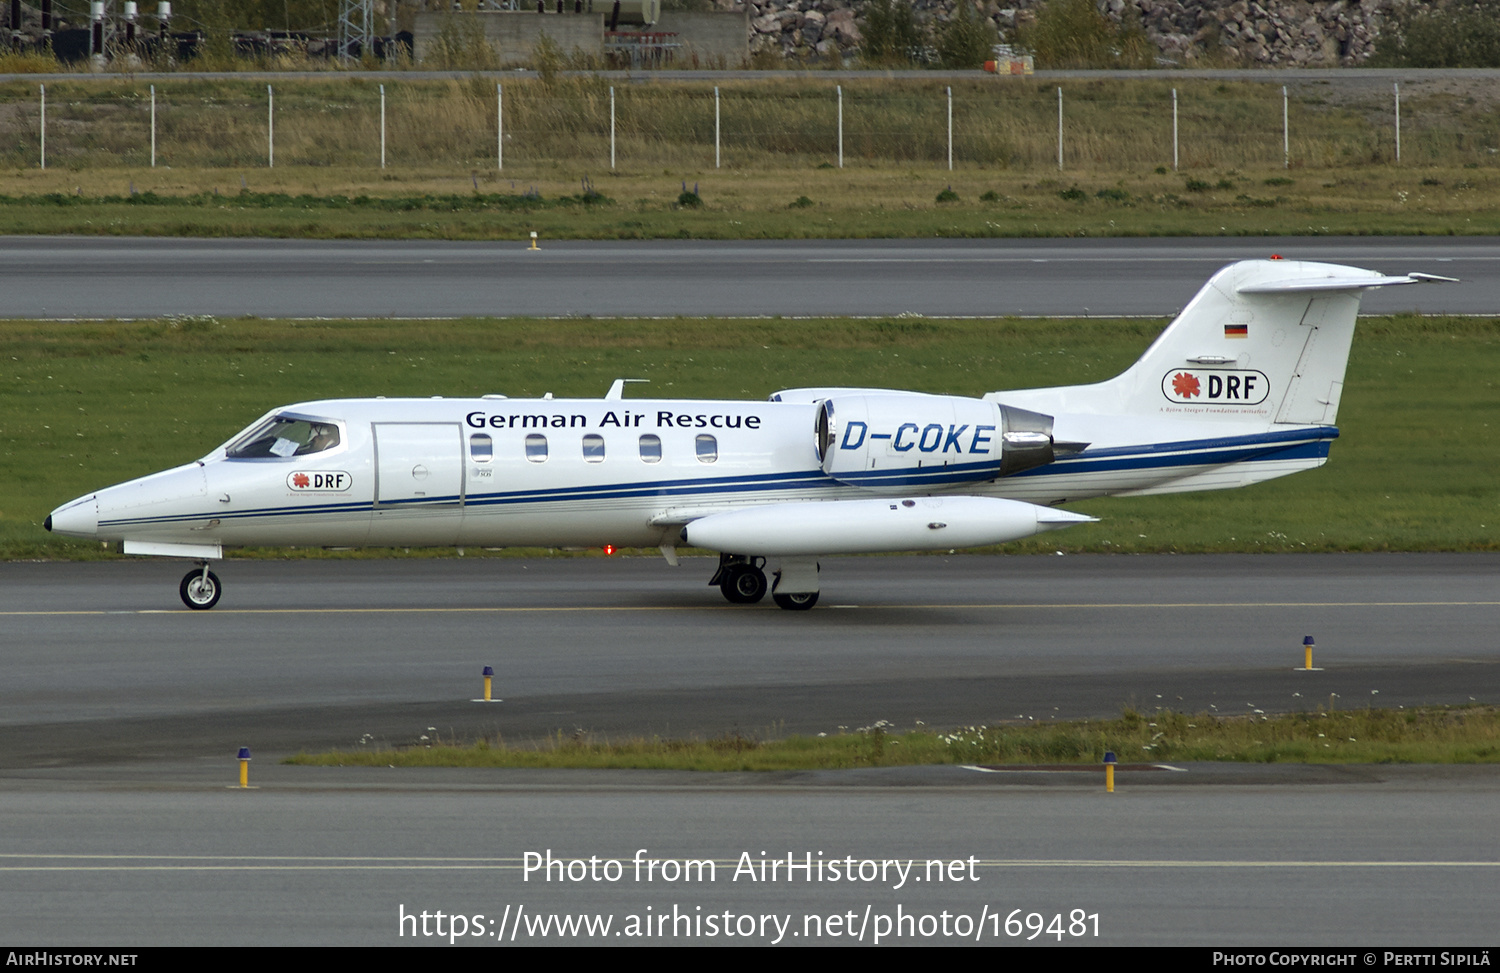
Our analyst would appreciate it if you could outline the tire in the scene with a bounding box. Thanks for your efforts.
[179,569,222,610]
[719,565,767,604]
[772,591,819,611]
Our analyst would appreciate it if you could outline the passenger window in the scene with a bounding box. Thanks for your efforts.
[638,434,662,464]
[695,434,718,463]
[524,434,548,463]
[582,434,605,463]
[469,434,493,463]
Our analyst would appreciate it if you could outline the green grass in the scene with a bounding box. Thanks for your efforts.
[3,313,1496,559]
[1,169,1499,239]
[286,705,1500,770]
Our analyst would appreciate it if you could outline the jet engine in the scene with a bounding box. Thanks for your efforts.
[811,394,1057,489]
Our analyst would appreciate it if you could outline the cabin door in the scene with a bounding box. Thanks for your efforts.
[373,423,464,508]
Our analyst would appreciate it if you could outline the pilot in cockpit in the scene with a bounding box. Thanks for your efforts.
[303,423,340,455]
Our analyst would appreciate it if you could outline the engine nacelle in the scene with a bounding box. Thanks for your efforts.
[813,394,1057,489]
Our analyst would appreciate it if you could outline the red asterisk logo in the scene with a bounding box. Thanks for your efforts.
[292,473,310,488]
[1172,372,1201,398]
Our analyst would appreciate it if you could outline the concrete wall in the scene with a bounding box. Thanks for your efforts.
[656,10,748,66]
[413,9,746,65]
[413,12,602,62]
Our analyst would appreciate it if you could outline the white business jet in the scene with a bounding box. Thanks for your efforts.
[46,258,1451,610]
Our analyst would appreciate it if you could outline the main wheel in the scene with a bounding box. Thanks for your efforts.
[179,569,222,610]
[772,591,819,611]
[719,564,767,604]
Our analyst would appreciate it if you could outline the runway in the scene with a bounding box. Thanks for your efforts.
[4,554,1499,761]
[2,553,1499,944]
[5,766,1500,947]
[1,236,1493,319]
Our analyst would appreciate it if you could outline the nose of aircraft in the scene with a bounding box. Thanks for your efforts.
[47,494,100,539]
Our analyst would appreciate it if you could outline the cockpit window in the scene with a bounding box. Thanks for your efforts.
[225,416,341,459]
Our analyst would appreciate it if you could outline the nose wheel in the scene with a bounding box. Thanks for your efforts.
[179,566,222,610]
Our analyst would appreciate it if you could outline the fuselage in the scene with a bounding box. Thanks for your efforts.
[47,392,1336,554]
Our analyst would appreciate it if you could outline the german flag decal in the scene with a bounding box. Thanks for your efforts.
[1224,324,1249,338]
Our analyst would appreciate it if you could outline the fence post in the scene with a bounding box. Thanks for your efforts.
[610,85,615,169]
[39,84,44,170]
[1282,85,1288,169]
[497,83,503,171]
[1172,88,1178,171]
[714,85,720,169]
[1394,82,1401,164]
[837,84,843,169]
[268,84,274,168]
[150,84,156,168]
[1057,86,1063,170]
[946,86,952,171]
[379,84,386,169]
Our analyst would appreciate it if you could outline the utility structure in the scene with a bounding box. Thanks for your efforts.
[338,0,373,61]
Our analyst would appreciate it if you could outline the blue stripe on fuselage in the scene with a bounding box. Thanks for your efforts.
[97,426,1338,529]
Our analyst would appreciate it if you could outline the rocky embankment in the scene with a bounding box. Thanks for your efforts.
[3,0,1397,68]
[743,0,1394,66]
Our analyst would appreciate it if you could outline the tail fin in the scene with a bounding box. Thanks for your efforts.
[1001,259,1452,427]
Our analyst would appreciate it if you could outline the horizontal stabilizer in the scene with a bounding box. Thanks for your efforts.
[1238,272,1458,294]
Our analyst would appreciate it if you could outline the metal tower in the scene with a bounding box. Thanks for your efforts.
[338,0,372,61]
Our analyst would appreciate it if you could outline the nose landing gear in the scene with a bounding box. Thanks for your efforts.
[179,564,222,610]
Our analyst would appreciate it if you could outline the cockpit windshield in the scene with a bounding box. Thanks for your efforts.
[225,415,342,459]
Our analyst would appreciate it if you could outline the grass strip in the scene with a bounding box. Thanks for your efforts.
[286,705,1500,770]
[0,168,1498,239]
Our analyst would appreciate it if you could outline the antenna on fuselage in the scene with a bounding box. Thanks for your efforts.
[604,378,651,400]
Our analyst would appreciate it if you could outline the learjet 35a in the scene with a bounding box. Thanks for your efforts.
[47,258,1452,610]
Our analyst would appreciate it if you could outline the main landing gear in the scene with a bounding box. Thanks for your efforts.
[772,590,819,611]
[712,554,767,604]
[709,554,820,611]
[179,563,222,610]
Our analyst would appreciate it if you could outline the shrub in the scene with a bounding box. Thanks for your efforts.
[861,0,926,66]
[426,14,501,70]
[532,32,564,85]
[1017,0,1151,69]
[937,0,998,70]
[1372,1,1500,67]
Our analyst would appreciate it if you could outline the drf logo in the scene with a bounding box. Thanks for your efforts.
[287,471,352,492]
[1161,369,1270,405]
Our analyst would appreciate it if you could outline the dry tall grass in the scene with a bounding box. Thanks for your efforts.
[0,76,1494,173]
